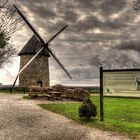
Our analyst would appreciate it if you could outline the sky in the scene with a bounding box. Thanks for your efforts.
[1,0,140,86]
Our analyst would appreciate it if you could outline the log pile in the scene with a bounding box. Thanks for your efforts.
[28,86,54,99]
[28,85,90,101]
[64,88,90,101]
[52,84,66,92]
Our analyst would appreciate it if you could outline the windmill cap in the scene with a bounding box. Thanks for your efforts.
[18,35,50,57]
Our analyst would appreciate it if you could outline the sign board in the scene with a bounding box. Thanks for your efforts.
[103,70,140,94]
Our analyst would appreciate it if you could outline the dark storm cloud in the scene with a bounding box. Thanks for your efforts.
[77,0,96,9]
[105,19,129,30]
[62,10,78,23]
[74,15,131,33]
[66,33,119,42]
[74,15,104,32]
[69,66,99,80]
[117,40,140,52]
[89,55,102,67]
[88,46,140,69]
[100,0,127,15]
[30,6,56,19]
[14,0,140,81]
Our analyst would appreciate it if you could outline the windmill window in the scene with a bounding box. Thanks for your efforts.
[37,80,43,88]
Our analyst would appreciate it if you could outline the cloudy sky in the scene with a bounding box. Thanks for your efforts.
[1,0,140,86]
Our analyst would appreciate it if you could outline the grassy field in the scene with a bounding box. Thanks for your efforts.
[0,88,26,94]
[39,96,140,139]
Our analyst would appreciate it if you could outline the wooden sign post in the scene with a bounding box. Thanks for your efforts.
[100,67,104,121]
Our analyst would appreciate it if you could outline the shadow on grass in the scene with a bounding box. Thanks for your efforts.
[79,117,95,122]
[23,96,34,100]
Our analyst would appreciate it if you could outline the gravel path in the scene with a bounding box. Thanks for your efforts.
[0,94,133,140]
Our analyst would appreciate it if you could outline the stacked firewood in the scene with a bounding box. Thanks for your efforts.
[28,86,90,101]
[28,86,54,98]
[52,84,66,92]
[64,88,90,101]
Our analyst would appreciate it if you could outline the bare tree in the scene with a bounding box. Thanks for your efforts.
[0,0,22,67]
[132,0,140,14]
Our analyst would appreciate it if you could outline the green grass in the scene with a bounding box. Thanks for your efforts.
[23,95,32,100]
[39,96,140,139]
[0,89,26,94]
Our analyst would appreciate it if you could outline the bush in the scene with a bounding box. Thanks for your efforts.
[79,98,97,119]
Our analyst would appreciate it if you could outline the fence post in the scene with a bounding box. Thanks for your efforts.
[23,88,26,94]
[10,88,12,93]
[100,67,104,121]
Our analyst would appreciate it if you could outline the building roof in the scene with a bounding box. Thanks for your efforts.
[18,35,50,56]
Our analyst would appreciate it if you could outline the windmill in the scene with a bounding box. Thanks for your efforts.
[12,4,72,88]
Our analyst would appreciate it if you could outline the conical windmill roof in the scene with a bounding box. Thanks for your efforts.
[18,35,50,56]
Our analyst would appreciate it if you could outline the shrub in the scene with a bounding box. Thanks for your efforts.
[79,98,97,119]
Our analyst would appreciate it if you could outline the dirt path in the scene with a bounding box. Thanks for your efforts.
[0,94,133,140]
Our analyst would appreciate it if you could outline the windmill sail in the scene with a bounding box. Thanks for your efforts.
[13,4,45,44]
[48,47,72,79]
[47,25,68,44]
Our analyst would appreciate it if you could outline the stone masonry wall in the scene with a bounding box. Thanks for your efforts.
[19,55,49,87]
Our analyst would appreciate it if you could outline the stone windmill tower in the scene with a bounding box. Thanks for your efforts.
[18,35,50,87]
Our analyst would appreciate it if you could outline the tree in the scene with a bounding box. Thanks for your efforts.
[132,0,140,14]
[0,0,22,67]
